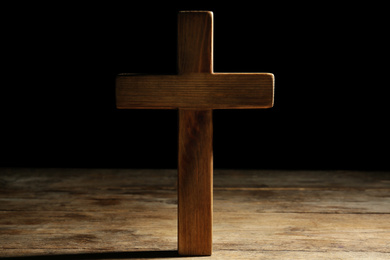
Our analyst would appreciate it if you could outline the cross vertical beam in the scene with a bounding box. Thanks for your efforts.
[178,109,213,255]
[177,11,213,256]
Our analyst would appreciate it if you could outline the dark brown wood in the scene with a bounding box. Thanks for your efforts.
[116,73,274,109]
[178,11,213,74]
[177,11,213,256]
[178,110,213,255]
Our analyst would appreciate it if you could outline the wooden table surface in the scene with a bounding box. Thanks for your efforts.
[1,168,389,259]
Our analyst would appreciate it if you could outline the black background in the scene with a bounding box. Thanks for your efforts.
[2,3,388,170]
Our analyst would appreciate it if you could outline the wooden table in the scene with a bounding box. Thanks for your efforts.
[1,168,390,259]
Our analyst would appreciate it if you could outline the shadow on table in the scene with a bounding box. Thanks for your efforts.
[0,250,197,259]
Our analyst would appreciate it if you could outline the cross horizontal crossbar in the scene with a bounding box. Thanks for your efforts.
[116,73,274,109]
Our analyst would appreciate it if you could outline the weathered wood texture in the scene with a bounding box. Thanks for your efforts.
[116,73,274,109]
[1,168,390,259]
[178,110,213,255]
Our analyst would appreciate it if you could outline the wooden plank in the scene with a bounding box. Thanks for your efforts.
[213,212,390,258]
[1,168,388,190]
[213,169,390,189]
[0,168,390,258]
[1,248,389,260]
[1,169,389,214]
[1,211,389,258]
[178,11,213,74]
[116,73,274,109]
[178,110,213,255]
[176,11,213,256]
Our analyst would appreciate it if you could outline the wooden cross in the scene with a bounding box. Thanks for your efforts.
[116,11,274,256]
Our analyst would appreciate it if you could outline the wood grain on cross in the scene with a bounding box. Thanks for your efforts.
[116,11,274,256]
